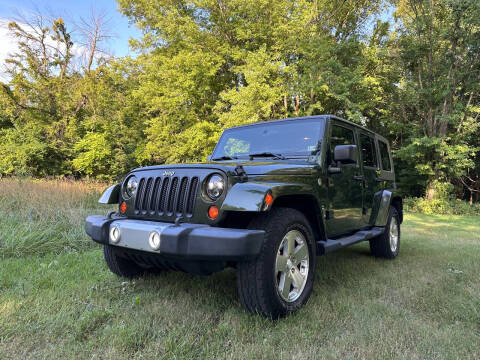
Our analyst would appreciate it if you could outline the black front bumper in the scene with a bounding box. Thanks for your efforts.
[85,215,264,261]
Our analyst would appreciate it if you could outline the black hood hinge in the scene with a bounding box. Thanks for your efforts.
[234,164,248,182]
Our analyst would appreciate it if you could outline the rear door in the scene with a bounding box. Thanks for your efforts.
[325,121,364,236]
[357,130,381,227]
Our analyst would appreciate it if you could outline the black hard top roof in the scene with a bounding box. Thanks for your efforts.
[226,115,374,133]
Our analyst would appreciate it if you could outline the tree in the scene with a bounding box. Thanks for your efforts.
[0,13,77,175]
[391,0,480,199]
[74,9,114,71]
[116,0,386,164]
[0,0,478,206]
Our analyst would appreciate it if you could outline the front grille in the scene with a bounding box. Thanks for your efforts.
[134,175,199,217]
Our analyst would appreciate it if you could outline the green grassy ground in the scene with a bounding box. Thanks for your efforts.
[1,179,479,359]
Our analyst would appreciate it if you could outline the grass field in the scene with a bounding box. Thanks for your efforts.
[0,178,479,359]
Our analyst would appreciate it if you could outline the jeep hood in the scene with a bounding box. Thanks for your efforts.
[132,160,315,176]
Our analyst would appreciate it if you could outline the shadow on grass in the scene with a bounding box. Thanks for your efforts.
[129,242,385,320]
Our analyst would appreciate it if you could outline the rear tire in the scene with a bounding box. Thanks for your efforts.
[237,207,316,319]
[103,244,145,278]
[370,206,400,259]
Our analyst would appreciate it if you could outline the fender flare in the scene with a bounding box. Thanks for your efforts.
[371,190,402,226]
[98,183,120,204]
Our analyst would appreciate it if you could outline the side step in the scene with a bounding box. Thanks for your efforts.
[318,227,384,255]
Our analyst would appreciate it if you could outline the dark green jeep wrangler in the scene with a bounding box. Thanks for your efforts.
[86,115,402,318]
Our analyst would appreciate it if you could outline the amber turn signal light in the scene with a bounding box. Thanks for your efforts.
[208,205,219,219]
[120,201,127,214]
[265,193,273,206]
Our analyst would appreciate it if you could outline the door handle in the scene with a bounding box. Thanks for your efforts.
[353,175,364,181]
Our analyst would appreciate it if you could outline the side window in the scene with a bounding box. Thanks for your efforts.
[359,134,377,168]
[329,124,356,165]
[378,140,392,171]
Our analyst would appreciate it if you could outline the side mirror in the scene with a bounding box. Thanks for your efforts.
[206,155,212,161]
[334,145,357,164]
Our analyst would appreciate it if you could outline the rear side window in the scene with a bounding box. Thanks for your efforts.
[360,134,377,168]
[329,125,356,164]
[379,141,392,171]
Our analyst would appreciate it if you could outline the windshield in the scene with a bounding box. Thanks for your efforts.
[212,119,325,160]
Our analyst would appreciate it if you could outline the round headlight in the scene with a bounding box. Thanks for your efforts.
[206,174,224,200]
[125,176,138,198]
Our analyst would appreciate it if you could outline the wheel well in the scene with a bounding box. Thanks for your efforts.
[392,196,403,224]
[272,195,324,241]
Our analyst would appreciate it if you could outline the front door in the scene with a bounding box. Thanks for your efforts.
[325,122,364,236]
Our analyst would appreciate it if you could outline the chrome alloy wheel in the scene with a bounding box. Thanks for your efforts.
[389,217,399,252]
[275,230,310,302]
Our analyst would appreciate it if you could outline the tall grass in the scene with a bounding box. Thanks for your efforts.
[0,178,114,258]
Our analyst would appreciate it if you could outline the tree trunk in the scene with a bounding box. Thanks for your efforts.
[87,35,97,72]
[426,186,435,200]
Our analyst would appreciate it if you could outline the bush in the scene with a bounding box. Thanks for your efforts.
[405,197,480,215]
[404,180,480,215]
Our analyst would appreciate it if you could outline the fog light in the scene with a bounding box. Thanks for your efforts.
[110,226,120,243]
[148,231,161,250]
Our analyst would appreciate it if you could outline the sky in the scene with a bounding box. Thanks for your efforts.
[0,0,142,77]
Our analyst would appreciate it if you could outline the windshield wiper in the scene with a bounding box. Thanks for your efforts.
[249,152,285,160]
[211,155,238,161]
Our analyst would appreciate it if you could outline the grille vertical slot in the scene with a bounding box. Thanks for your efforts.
[159,177,169,214]
[186,177,199,216]
[134,178,146,211]
[167,177,179,214]
[176,177,189,215]
[150,177,162,214]
[142,177,153,213]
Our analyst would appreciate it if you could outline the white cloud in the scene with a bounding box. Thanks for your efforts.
[0,19,20,81]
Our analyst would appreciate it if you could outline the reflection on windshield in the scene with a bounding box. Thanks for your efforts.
[212,119,324,160]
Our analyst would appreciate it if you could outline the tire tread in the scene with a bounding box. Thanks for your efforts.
[103,244,144,278]
[370,206,400,259]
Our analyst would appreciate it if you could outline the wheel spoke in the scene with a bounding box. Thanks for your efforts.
[276,254,288,273]
[293,243,308,265]
[286,232,296,256]
[291,268,305,289]
[278,272,292,299]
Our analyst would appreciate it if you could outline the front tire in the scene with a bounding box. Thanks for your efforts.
[103,244,145,278]
[370,206,400,259]
[237,207,316,319]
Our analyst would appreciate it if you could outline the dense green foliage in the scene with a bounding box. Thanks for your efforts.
[0,0,479,203]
